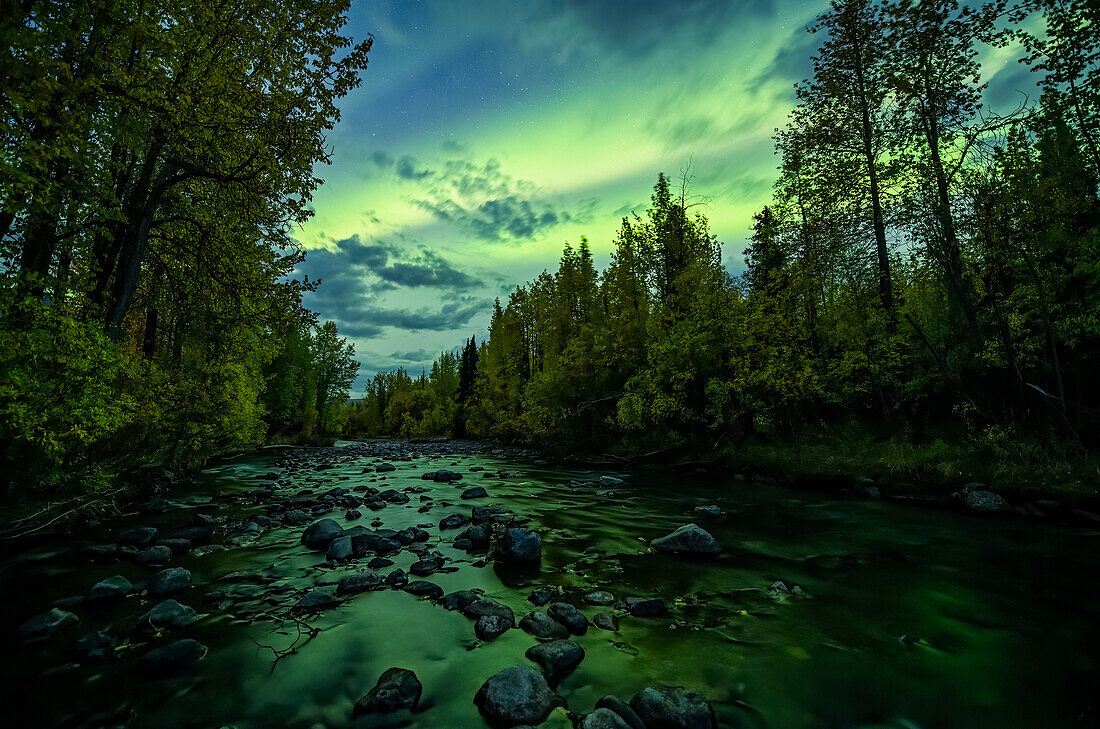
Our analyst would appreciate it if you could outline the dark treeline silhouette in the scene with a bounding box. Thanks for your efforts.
[372,0,1100,489]
[0,0,368,492]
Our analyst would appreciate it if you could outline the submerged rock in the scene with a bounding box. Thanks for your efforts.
[135,599,197,634]
[476,613,514,640]
[116,526,158,547]
[629,687,716,729]
[292,590,338,613]
[19,608,79,644]
[301,519,344,549]
[583,590,615,606]
[475,665,562,727]
[336,569,383,596]
[520,611,569,640]
[626,597,666,617]
[963,490,1009,514]
[583,708,634,729]
[147,568,191,596]
[525,639,584,685]
[88,575,132,602]
[547,602,588,634]
[138,638,207,675]
[595,696,646,729]
[650,524,721,556]
[352,667,422,716]
[495,527,542,563]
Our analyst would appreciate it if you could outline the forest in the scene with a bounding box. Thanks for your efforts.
[1,0,366,495]
[347,0,1100,494]
[3,0,1100,499]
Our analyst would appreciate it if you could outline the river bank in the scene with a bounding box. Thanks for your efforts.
[2,439,1098,728]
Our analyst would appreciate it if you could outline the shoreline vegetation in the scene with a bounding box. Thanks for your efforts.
[4,0,1100,525]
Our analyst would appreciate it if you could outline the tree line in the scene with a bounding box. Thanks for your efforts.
[0,0,367,493]
[365,0,1100,478]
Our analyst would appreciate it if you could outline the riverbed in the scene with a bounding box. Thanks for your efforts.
[2,440,1097,728]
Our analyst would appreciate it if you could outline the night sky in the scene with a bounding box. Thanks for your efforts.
[297,0,1034,389]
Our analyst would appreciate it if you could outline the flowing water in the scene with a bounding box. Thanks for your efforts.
[1,440,1097,729]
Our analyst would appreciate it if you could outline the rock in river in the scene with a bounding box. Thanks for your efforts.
[440,513,471,530]
[626,597,667,617]
[88,575,132,602]
[292,590,338,613]
[301,518,344,549]
[963,490,1009,514]
[19,608,79,644]
[582,708,634,729]
[476,613,514,640]
[547,602,588,635]
[584,590,615,606]
[629,687,716,729]
[525,639,584,685]
[135,599,197,634]
[650,524,720,556]
[595,696,645,729]
[693,505,722,519]
[495,527,542,563]
[326,536,353,561]
[462,486,489,499]
[520,611,569,640]
[116,526,158,547]
[138,638,207,675]
[353,667,422,716]
[405,580,444,599]
[336,569,383,596]
[475,665,562,727]
[147,567,191,596]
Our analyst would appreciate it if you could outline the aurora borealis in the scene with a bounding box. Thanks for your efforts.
[298,0,1034,386]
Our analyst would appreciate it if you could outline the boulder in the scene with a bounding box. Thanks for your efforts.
[592,612,618,631]
[582,708,634,729]
[964,490,1009,514]
[583,590,615,606]
[525,639,584,685]
[495,528,542,563]
[326,536,353,561]
[136,545,173,566]
[440,513,470,530]
[693,505,722,519]
[88,575,132,602]
[520,611,569,640]
[147,567,191,596]
[547,602,588,635]
[474,665,562,727]
[650,524,720,556]
[629,687,716,729]
[135,599,197,634]
[528,588,554,606]
[292,591,338,613]
[353,667,422,716]
[19,608,79,644]
[626,597,666,617]
[462,487,489,499]
[464,598,514,623]
[116,526,158,547]
[336,570,383,596]
[476,613,514,640]
[301,519,344,549]
[138,638,207,675]
[595,696,645,729]
[404,581,444,600]
[441,590,481,612]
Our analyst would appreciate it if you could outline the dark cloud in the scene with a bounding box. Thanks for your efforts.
[390,349,433,361]
[395,154,433,180]
[379,250,479,289]
[370,151,395,168]
[410,157,573,242]
[359,298,490,332]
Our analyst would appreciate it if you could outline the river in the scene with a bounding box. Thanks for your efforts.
[2,440,1097,728]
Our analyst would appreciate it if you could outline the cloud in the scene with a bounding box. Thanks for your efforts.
[390,349,433,361]
[395,154,433,180]
[365,298,490,331]
[379,249,479,289]
[410,157,573,242]
[370,151,395,168]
